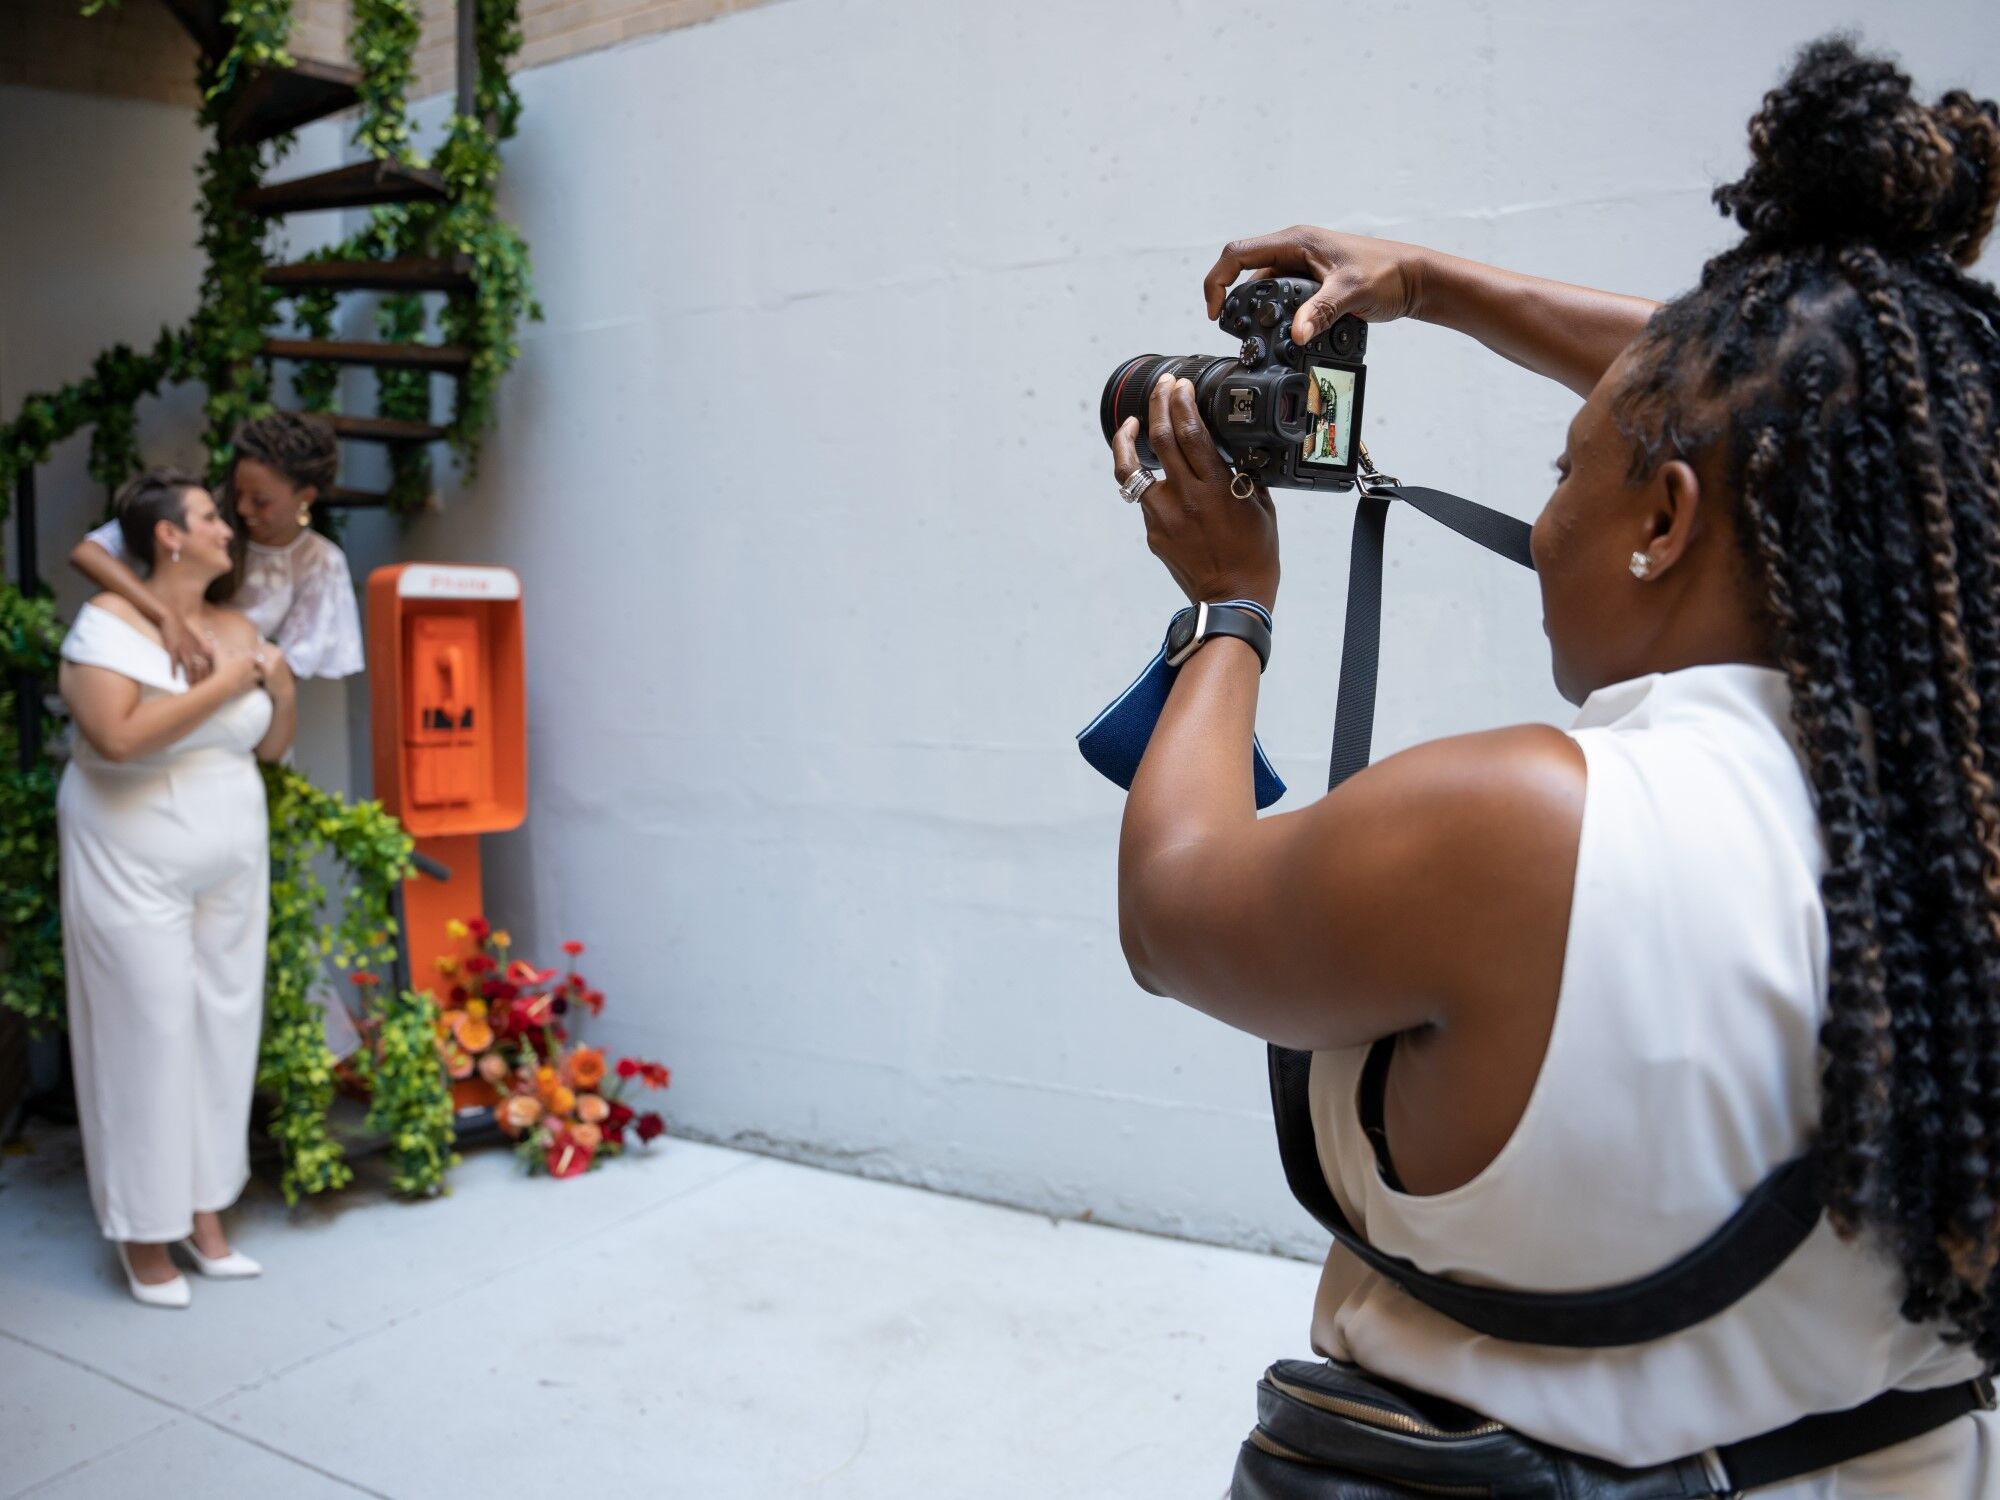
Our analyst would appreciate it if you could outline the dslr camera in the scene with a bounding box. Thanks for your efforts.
[1101,276,1368,490]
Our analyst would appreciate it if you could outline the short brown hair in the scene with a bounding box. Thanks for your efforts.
[113,468,205,569]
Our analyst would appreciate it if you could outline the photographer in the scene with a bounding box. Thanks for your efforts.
[1114,40,1998,1495]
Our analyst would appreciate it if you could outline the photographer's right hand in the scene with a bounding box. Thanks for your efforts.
[1203,227,1427,345]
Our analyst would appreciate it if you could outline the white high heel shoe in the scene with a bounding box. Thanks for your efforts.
[116,1243,191,1309]
[178,1237,261,1279]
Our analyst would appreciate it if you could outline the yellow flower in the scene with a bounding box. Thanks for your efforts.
[492,930,512,950]
[466,999,487,1020]
[434,955,459,977]
[445,918,469,940]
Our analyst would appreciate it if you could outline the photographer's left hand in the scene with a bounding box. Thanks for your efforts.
[1113,375,1279,613]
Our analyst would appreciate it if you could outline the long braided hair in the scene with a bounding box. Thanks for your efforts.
[1614,36,2000,1360]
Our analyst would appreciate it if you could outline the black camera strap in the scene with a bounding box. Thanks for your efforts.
[1269,471,1992,1483]
[1274,467,1829,1346]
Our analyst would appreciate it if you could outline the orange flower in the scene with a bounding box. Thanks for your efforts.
[545,1084,576,1118]
[569,1122,602,1152]
[569,1047,606,1090]
[453,1014,494,1053]
[446,918,470,941]
[492,930,512,950]
[536,1065,557,1090]
[499,1094,542,1135]
[575,1092,609,1124]
[444,1046,474,1080]
[478,1052,511,1085]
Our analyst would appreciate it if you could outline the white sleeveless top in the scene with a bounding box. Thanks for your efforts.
[84,518,364,679]
[61,603,273,769]
[1308,664,1994,1493]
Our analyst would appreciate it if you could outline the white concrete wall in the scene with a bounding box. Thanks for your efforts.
[405,0,2000,1258]
[10,4,2000,1259]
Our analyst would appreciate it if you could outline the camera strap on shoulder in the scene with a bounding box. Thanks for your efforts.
[1258,460,1992,1487]
[1275,453,1831,1347]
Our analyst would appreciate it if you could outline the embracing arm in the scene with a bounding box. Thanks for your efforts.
[1203,228,1659,400]
[69,536,214,683]
[60,656,258,764]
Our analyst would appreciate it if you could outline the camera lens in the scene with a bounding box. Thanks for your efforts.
[1099,355,1225,465]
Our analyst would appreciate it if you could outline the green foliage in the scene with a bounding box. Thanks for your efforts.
[0,329,194,516]
[261,764,454,1201]
[360,983,458,1196]
[0,586,66,1035]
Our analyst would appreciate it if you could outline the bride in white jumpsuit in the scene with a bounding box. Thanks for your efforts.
[57,471,296,1307]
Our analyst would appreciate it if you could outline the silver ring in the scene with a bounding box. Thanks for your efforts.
[1119,468,1157,504]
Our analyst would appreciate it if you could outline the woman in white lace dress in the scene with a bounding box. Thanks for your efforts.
[59,470,295,1308]
[69,412,364,684]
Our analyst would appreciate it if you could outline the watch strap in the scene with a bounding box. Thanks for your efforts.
[1166,601,1272,670]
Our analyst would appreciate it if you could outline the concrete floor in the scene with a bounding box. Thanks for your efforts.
[0,1120,1323,1498]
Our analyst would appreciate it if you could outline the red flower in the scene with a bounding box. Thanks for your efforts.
[515,993,553,1028]
[349,971,378,988]
[488,979,520,1002]
[507,959,557,988]
[616,1057,640,1080]
[639,1062,671,1090]
[545,1127,595,1179]
[562,940,584,957]
[464,953,495,976]
[467,916,491,943]
[606,1101,635,1128]
[448,984,468,1005]
[635,1112,665,1144]
[579,989,605,1017]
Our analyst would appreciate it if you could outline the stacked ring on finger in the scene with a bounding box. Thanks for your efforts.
[1118,468,1157,504]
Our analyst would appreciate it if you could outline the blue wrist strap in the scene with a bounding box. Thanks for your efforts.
[1075,599,1287,809]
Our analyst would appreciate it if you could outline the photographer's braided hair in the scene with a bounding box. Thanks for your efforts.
[1615,36,2000,1361]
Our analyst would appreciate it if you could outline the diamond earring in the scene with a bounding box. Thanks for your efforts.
[1629,551,1651,580]
[171,546,182,564]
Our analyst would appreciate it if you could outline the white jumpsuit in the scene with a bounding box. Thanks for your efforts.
[57,603,274,1243]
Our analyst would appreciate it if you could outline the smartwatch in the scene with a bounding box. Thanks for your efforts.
[1164,601,1272,671]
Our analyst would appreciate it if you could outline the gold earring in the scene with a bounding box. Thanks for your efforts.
[296,502,312,526]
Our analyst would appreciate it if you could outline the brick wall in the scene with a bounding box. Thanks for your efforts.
[1,0,779,108]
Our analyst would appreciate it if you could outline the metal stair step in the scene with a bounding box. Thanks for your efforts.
[265,338,472,373]
[239,160,451,216]
[291,410,449,444]
[221,59,362,146]
[264,256,475,294]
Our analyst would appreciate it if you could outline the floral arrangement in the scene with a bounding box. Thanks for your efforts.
[432,918,670,1178]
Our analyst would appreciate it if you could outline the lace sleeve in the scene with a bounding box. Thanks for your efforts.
[273,534,366,679]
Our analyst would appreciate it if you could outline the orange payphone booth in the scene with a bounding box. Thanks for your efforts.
[368,564,527,1046]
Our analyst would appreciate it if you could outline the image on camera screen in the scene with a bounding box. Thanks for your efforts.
[1301,365,1357,468]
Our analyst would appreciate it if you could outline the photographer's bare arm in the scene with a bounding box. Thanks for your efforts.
[69,533,215,683]
[1119,233,1754,1196]
[1203,226,1659,397]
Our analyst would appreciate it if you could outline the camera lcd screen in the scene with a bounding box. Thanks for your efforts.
[1301,365,1357,469]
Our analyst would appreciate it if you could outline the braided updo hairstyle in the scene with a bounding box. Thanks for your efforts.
[1614,36,2000,1359]
[231,410,338,496]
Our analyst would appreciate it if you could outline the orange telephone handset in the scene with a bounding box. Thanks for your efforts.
[407,616,482,808]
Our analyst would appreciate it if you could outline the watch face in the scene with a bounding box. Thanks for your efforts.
[1167,613,1196,652]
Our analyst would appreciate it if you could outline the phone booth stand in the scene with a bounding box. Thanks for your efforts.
[367,563,527,1107]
